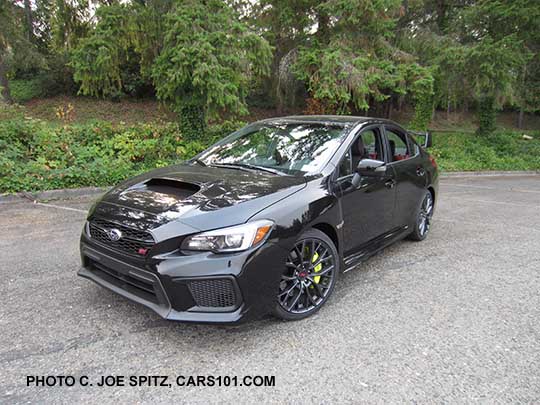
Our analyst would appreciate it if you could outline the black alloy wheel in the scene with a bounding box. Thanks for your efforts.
[274,229,339,320]
[409,190,434,241]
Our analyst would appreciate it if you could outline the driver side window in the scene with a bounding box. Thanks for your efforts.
[338,128,384,178]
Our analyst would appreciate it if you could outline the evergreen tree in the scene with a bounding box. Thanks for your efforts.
[151,0,272,139]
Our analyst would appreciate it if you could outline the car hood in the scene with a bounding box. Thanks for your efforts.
[91,164,306,239]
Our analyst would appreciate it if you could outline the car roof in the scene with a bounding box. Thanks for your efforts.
[257,115,401,127]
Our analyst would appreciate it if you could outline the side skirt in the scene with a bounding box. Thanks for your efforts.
[342,225,410,273]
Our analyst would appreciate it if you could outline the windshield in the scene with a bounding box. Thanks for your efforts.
[197,123,349,175]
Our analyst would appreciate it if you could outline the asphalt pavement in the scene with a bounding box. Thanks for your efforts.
[1,175,539,403]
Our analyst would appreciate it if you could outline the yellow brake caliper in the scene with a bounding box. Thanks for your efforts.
[312,251,322,284]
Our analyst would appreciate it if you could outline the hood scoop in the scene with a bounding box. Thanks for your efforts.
[142,178,201,199]
[107,177,204,219]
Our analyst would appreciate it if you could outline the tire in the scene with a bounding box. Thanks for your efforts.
[273,228,339,321]
[408,190,434,241]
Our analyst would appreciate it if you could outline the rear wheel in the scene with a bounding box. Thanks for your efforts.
[274,229,339,321]
[408,190,434,241]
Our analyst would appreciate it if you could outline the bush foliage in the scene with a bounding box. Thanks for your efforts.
[1,107,538,194]
[9,79,45,103]
[430,131,540,172]
[10,70,74,103]
[0,113,243,193]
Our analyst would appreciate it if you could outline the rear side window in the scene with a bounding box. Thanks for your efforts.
[386,128,410,162]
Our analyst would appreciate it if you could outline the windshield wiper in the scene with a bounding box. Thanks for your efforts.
[237,163,288,176]
[191,158,207,167]
[211,163,287,176]
[208,163,253,173]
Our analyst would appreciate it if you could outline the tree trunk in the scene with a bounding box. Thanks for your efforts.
[24,0,34,42]
[0,52,13,104]
[476,96,496,136]
[397,0,410,32]
[518,108,524,129]
[402,0,409,14]
[179,100,206,142]
[397,95,404,112]
[436,0,448,33]
[317,10,330,43]
[272,36,286,113]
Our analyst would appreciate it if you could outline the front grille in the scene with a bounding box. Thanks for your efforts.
[188,279,238,308]
[89,260,159,304]
[88,218,154,256]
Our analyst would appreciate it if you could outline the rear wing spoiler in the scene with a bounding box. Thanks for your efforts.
[408,130,432,148]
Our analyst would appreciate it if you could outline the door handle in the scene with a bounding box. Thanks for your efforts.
[416,167,426,177]
[384,179,396,189]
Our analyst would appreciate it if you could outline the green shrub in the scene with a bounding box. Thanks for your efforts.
[0,116,243,193]
[476,96,498,135]
[10,69,76,104]
[1,114,537,194]
[179,102,207,142]
[206,120,244,143]
[430,131,540,171]
[10,79,45,103]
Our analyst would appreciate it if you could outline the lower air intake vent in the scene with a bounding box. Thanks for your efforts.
[188,278,238,309]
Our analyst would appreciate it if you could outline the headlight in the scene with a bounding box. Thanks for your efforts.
[181,220,274,253]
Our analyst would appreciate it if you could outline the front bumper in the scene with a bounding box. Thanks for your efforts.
[79,232,289,324]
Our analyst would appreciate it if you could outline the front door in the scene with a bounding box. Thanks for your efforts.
[336,126,396,257]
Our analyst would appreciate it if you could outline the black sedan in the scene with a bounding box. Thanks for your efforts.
[79,116,438,323]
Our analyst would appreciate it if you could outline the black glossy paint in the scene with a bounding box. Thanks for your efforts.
[79,115,439,323]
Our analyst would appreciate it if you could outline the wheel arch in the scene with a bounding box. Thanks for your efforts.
[427,185,435,202]
[312,222,339,253]
[427,185,436,215]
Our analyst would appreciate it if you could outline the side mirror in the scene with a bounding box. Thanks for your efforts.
[350,158,386,188]
[356,158,386,176]
[424,132,432,148]
[409,130,432,148]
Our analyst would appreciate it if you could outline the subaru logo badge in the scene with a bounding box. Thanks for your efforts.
[106,228,122,242]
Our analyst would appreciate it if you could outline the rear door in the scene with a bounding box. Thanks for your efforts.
[383,125,427,228]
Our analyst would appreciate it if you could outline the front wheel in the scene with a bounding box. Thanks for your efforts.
[273,229,339,321]
[408,190,434,241]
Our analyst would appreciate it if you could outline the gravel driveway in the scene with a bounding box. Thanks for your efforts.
[1,175,539,403]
